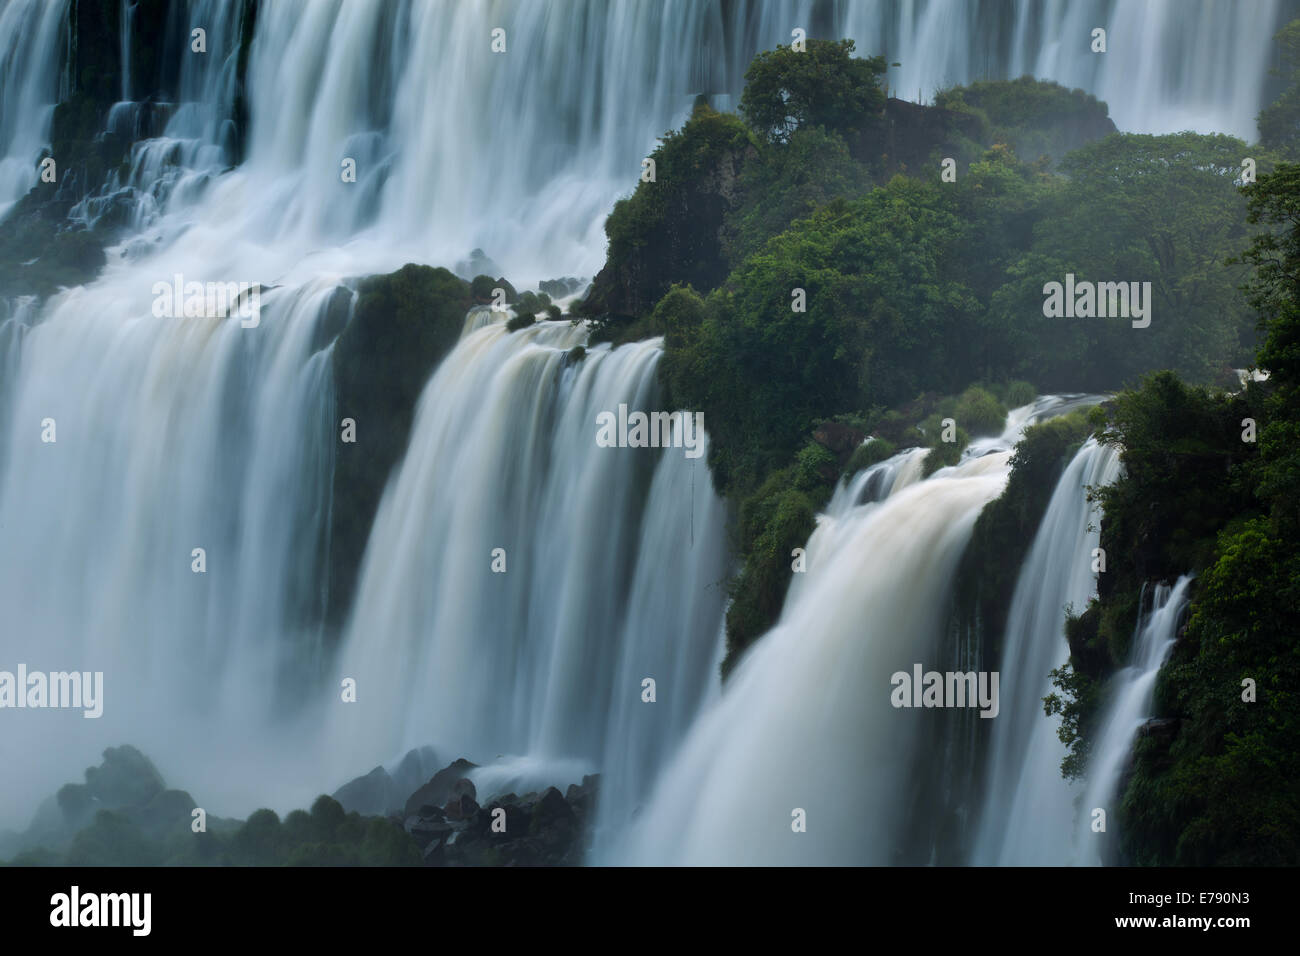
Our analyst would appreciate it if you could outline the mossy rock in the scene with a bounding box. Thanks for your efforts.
[328,264,473,626]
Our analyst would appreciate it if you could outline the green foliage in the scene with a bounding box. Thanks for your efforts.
[1089,160,1300,864]
[920,428,967,476]
[661,177,979,496]
[64,811,163,867]
[722,455,830,675]
[8,793,420,867]
[514,290,550,315]
[911,386,1006,475]
[470,274,499,301]
[1109,513,1300,865]
[1044,632,1100,781]
[739,39,886,145]
[935,76,1115,166]
[580,102,754,323]
[1002,380,1037,408]
[846,437,896,474]
[1239,164,1300,398]
[1258,19,1300,157]
[1093,372,1260,587]
[992,132,1254,389]
[1065,159,1300,863]
[952,386,1007,437]
[721,126,870,266]
[506,310,536,332]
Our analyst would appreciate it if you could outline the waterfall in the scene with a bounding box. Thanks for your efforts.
[610,444,1013,864]
[327,317,730,833]
[0,275,342,824]
[9,1,1295,279]
[0,0,1277,854]
[0,0,67,217]
[1076,574,1193,864]
[969,437,1122,865]
[177,0,1300,277]
[836,0,1287,140]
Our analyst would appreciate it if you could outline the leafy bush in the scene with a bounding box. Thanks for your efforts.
[740,38,885,145]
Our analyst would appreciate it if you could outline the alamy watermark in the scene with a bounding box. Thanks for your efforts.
[152,274,261,327]
[1042,273,1151,329]
[595,404,705,459]
[0,665,103,718]
[890,664,999,718]
[50,886,150,936]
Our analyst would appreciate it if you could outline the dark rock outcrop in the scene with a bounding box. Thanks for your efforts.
[332,766,398,818]
[402,757,479,819]
[330,745,444,817]
[328,265,474,626]
[812,421,866,458]
[398,762,600,866]
[578,104,755,322]
[867,98,985,176]
[539,276,586,300]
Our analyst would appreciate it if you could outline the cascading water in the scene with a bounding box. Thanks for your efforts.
[606,400,1123,865]
[0,275,343,824]
[0,0,67,217]
[0,0,1278,856]
[12,1,1296,280]
[968,437,1122,865]
[1076,575,1193,865]
[836,0,1287,140]
[327,317,730,835]
[609,441,1015,865]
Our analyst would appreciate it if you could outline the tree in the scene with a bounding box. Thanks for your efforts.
[739,38,885,145]
[659,177,977,496]
[1258,19,1300,157]
[992,132,1253,389]
[1239,163,1300,397]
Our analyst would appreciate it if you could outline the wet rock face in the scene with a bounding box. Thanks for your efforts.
[396,761,600,866]
[331,746,441,817]
[327,264,474,627]
[867,98,984,175]
[332,765,399,818]
[401,757,480,819]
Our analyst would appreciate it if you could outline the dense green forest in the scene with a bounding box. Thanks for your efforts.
[571,35,1300,863]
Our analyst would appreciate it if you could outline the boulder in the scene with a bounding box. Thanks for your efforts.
[331,766,396,817]
[813,421,866,457]
[402,758,479,819]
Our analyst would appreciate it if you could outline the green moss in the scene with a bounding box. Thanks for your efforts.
[580,102,755,323]
[920,428,968,477]
[952,386,1007,437]
[328,264,473,626]
[846,437,896,474]
[722,478,820,677]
